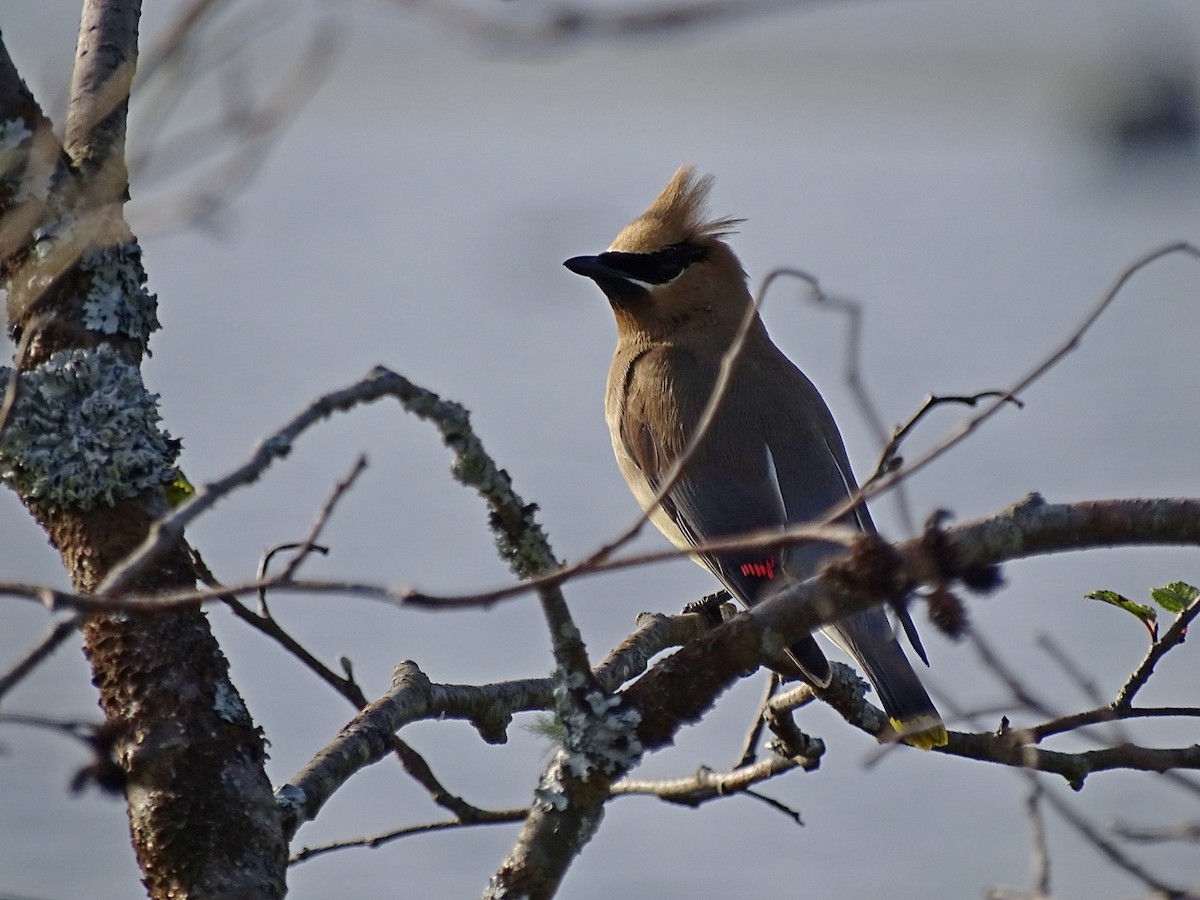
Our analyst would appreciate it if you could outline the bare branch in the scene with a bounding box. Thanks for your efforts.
[591,610,714,690]
[937,732,1200,790]
[96,364,559,591]
[1113,821,1200,845]
[1030,705,1200,744]
[865,390,1022,488]
[402,520,851,609]
[547,267,828,588]
[395,0,801,47]
[65,0,141,179]
[254,541,328,618]
[409,491,1200,615]
[1039,786,1197,898]
[611,752,817,808]
[0,321,39,445]
[290,809,528,867]
[1035,633,1106,708]
[735,673,781,767]
[291,742,813,869]
[0,34,78,311]
[927,494,1200,578]
[213,568,513,827]
[0,615,82,701]
[130,19,340,234]
[8,497,1199,628]
[844,242,1200,520]
[970,629,1059,720]
[1116,587,1200,708]
[1025,776,1052,899]
[273,453,367,584]
[276,611,700,840]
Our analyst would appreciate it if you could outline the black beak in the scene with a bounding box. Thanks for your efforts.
[563,255,618,279]
[563,255,647,303]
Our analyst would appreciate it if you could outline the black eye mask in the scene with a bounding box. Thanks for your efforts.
[595,241,708,285]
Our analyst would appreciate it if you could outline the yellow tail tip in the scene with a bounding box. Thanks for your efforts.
[888,716,948,750]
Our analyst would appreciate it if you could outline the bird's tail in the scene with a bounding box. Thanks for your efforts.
[827,610,947,750]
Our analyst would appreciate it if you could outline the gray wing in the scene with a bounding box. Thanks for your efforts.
[615,345,832,683]
[761,354,930,668]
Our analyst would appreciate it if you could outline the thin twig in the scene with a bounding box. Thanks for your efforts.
[255,541,329,618]
[796,285,919,532]
[0,322,40,445]
[1034,633,1105,707]
[401,0,802,46]
[275,453,366,583]
[1116,587,1200,709]
[549,268,828,586]
[131,20,340,234]
[187,471,513,828]
[289,808,527,866]
[1030,706,1200,744]
[735,673,779,767]
[840,242,1200,523]
[402,244,1200,612]
[864,391,1022,487]
[95,365,559,594]
[1040,786,1196,898]
[275,611,702,840]
[970,629,1059,721]
[222,580,513,825]
[1024,774,1052,898]
[0,616,83,701]
[9,497,1200,619]
[1113,821,1200,844]
[400,520,849,608]
[612,753,812,813]
[938,732,1200,788]
[741,789,805,826]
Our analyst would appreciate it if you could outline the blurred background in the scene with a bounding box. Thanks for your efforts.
[2,1,1198,897]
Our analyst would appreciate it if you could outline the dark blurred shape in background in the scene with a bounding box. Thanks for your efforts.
[1092,17,1200,162]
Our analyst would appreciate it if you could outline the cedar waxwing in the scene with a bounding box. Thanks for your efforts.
[565,166,947,749]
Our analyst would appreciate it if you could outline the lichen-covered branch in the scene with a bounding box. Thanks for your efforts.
[277,660,561,839]
[276,610,701,841]
[83,361,633,898]
[291,737,814,869]
[402,494,1200,612]
[97,364,559,590]
[0,9,286,898]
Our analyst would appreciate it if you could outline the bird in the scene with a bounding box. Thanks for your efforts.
[564,165,947,749]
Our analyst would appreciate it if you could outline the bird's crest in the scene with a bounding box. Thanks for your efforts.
[609,165,743,252]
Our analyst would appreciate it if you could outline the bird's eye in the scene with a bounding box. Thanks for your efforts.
[597,241,707,285]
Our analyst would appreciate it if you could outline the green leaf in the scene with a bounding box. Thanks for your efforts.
[1085,589,1158,637]
[1150,581,1199,614]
